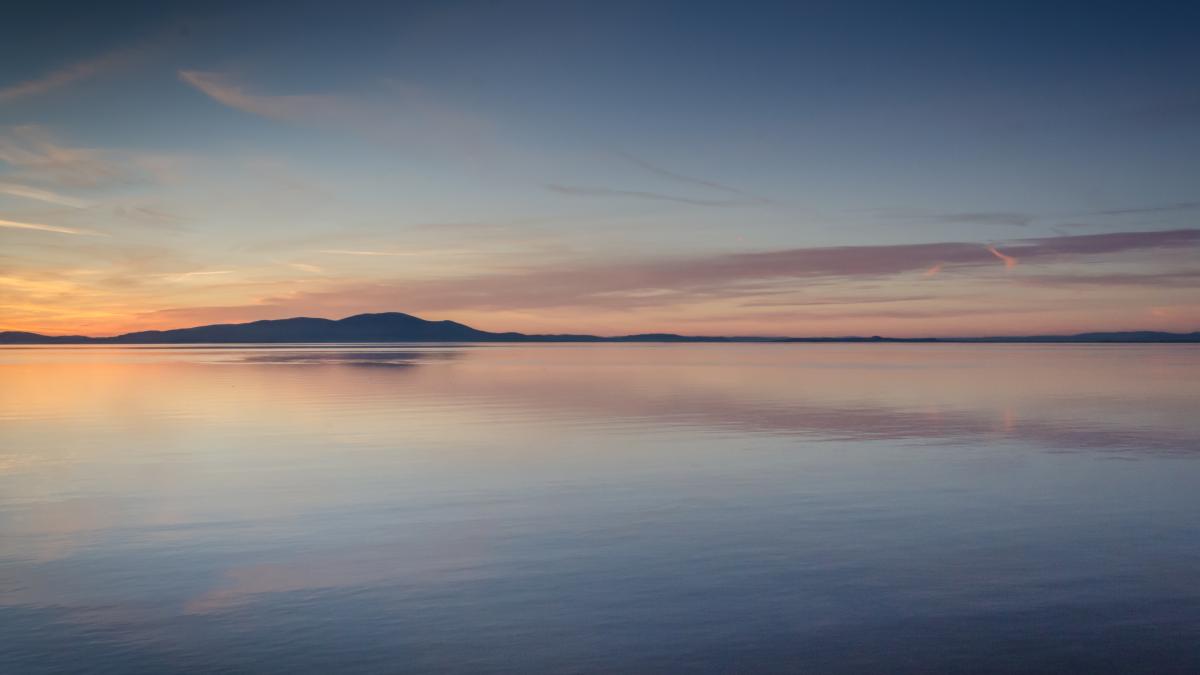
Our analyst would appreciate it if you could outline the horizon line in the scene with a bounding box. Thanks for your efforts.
[2,311,1198,342]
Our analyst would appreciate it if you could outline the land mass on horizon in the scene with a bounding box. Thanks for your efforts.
[1,312,1198,344]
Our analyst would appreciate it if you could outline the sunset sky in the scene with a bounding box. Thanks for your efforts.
[1,0,1198,337]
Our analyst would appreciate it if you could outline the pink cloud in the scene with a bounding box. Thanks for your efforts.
[987,245,1018,269]
[130,228,1200,332]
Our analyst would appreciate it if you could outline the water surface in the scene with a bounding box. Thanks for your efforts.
[2,344,1199,673]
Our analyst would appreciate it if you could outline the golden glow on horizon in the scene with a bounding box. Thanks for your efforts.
[2,288,1198,338]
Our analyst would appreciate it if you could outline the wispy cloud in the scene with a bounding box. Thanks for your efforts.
[162,270,234,282]
[1020,270,1200,288]
[1020,228,1200,256]
[286,262,326,274]
[0,45,143,103]
[316,249,416,257]
[0,181,90,208]
[546,183,747,207]
[547,153,768,208]
[940,212,1032,227]
[880,209,1034,227]
[144,228,1200,321]
[0,125,171,188]
[0,218,102,236]
[178,71,490,152]
[740,295,938,308]
[178,71,345,122]
[111,204,188,229]
[316,248,471,257]
[879,201,1200,229]
[1088,201,1200,216]
[617,151,769,203]
[987,245,1018,269]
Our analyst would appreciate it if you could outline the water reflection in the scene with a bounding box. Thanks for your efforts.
[145,344,1200,454]
[235,350,459,367]
[2,344,1199,673]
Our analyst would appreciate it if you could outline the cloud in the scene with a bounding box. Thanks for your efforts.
[1020,270,1200,288]
[0,45,143,103]
[178,71,490,152]
[0,125,167,188]
[940,212,1032,227]
[617,151,769,203]
[142,228,1200,322]
[286,262,325,274]
[987,245,1018,269]
[0,181,90,208]
[881,202,1200,229]
[0,218,102,236]
[547,154,769,208]
[316,249,420,257]
[1088,201,1200,216]
[740,295,938,308]
[880,209,1034,227]
[178,71,346,122]
[546,183,749,207]
[162,270,234,282]
[316,248,474,257]
[1018,228,1200,256]
[111,204,188,230]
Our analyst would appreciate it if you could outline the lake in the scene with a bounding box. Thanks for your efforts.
[2,344,1198,673]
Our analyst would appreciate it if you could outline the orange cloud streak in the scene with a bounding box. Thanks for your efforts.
[988,245,1018,270]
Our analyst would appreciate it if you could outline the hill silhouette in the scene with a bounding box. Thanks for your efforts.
[1,312,1197,344]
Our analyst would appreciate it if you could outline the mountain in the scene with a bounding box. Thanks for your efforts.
[0,331,96,344]
[109,313,498,343]
[1,313,1198,344]
[781,331,1200,343]
[953,331,1200,343]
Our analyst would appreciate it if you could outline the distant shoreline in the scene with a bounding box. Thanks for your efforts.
[3,312,1198,344]
[8,335,1200,345]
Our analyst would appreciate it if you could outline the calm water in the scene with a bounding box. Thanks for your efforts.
[2,344,1199,673]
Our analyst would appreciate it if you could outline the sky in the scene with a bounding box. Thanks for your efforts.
[1,0,1198,337]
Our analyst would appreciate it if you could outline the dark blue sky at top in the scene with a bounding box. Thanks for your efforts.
[7,1,1197,139]
[1,0,1198,246]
